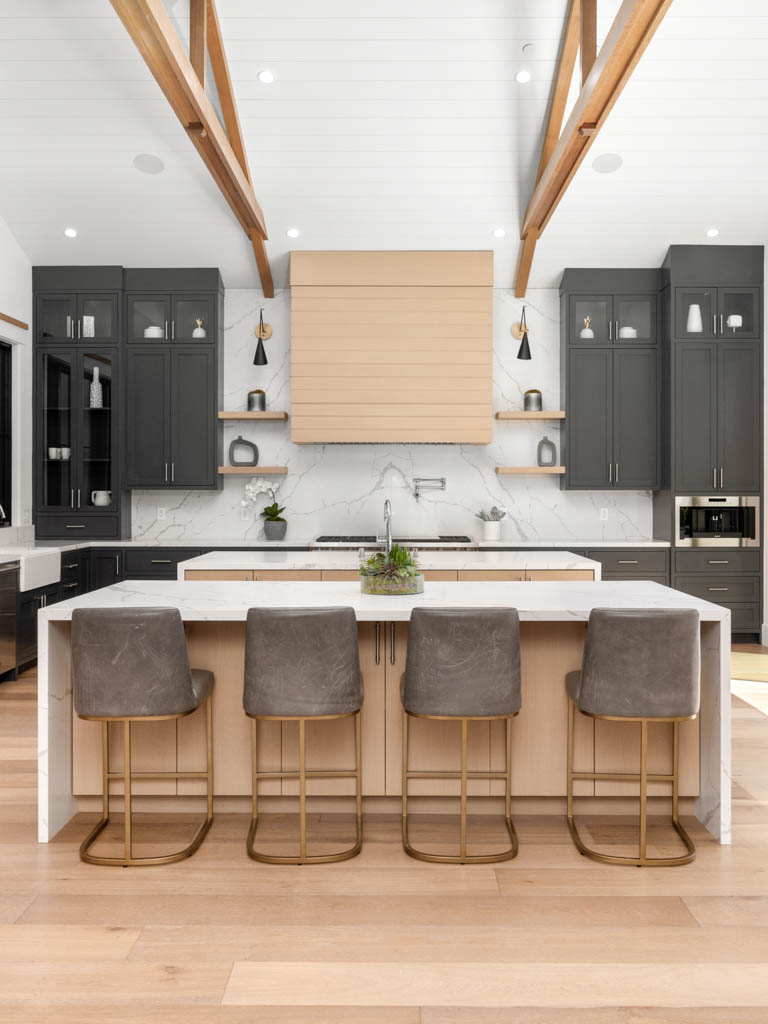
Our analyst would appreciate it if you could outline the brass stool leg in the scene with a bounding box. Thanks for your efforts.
[247,712,363,865]
[566,700,696,868]
[80,698,214,867]
[402,711,518,865]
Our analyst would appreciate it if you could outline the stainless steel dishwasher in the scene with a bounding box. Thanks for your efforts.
[0,561,18,678]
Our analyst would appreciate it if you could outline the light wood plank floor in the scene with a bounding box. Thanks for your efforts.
[2,664,768,1021]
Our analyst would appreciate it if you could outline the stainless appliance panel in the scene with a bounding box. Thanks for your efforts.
[675,495,760,548]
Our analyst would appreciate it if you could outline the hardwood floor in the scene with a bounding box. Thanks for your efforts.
[2,666,768,1020]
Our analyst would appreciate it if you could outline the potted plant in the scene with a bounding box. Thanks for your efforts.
[261,500,287,541]
[359,543,424,595]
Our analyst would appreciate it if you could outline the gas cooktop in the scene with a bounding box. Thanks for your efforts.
[314,535,473,544]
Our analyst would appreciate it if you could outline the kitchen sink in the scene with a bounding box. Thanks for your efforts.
[0,549,61,591]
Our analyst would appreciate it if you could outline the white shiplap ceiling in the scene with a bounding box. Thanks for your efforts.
[0,0,766,289]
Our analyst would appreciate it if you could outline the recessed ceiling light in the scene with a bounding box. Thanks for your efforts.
[132,153,165,175]
[706,227,719,238]
[286,227,300,238]
[515,70,532,84]
[257,70,275,84]
[64,227,77,238]
[492,227,506,238]
[592,152,623,174]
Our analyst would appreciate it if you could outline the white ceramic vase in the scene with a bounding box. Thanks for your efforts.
[482,521,502,541]
[89,367,103,409]
[686,303,703,334]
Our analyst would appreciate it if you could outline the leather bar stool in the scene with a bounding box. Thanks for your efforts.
[566,608,700,867]
[401,608,522,864]
[72,607,214,867]
[244,607,363,865]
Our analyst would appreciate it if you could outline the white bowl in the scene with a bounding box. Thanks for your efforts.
[144,325,164,338]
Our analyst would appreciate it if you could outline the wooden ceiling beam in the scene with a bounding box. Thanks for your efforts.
[580,0,597,85]
[110,0,274,297]
[189,0,207,87]
[514,0,673,297]
[206,0,251,183]
[536,0,580,183]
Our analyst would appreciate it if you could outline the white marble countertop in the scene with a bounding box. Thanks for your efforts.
[176,549,601,575]
[41,579,727,624]
[476,539,671,549]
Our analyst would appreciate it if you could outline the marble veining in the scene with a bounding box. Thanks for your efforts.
[129,288,655,544]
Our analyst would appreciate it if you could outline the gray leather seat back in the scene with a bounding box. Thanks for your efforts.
[244,607,362,717]
[575,608,700,718]
[402,608,522,717]
[72,607,196,718]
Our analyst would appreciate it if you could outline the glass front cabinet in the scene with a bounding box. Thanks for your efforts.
[36,347,119,526]
[568,293,657,345]
[674,286,760,341]
[126,293,215,343]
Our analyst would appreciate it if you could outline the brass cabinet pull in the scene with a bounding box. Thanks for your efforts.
[375,622,381,665]
[390,622,396,665]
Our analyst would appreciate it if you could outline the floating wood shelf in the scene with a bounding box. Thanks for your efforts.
[218,466,288,475]
[218,411,288,420]
[496,466,566,475]
[495,410,565,420]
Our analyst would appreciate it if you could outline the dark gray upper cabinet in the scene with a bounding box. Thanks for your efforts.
[566,346,658,490]
[170,347,216,487]
[674,343,718,494]
[125,347,170,488]
[673,341,761,494]
[566,348,612,488]
[664,246,762,342]
[674,287,717,340]
[33,267,123,346]
[561,269,660,347]
[613,348,658,489]
[125,346,218,489]
[718,343,761,492]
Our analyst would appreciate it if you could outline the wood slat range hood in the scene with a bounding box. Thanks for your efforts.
[290,251,493,444]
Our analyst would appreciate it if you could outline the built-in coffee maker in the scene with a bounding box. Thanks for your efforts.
[675,496,760,548]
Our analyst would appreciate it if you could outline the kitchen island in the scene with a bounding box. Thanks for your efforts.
[38,578,730,845]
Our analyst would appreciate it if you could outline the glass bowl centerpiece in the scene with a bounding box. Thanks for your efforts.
[359,544,424,596]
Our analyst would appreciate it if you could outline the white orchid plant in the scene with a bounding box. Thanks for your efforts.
[241,477,281,510]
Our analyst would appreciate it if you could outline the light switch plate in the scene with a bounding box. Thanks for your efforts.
[157,507,166,521]
[599,507,609,522]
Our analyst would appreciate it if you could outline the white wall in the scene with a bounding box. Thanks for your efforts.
[131,287,655,544]
[0,214,33,543]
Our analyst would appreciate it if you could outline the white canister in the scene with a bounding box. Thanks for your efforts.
[48,447,61,460]
[482,521,502,541]
[686,303,703,334]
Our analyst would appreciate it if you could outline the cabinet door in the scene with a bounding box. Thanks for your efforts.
[78,349,118,512]
[614,294,656,344]
[568,294,612,344]
[16,592,42,667]
[613,347,658,489]
[77,294,119,344]
[126,293,170,343]
[89,549,124,591]
[124,347,170,487]
[674,343,718,493]
[718,343,761,493]
[36,293,77,343]
[566,348,612,488]
[37,348,77,511]
[171,295,216,343]
[169,346,215,487]
[674,287,717,340]
[718,287,760,340]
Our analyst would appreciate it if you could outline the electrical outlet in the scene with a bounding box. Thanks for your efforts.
[157,507,166,521]
[240,505,250,522]
[599,507,609,522]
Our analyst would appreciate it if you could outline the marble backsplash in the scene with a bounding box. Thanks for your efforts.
[131,287,654,544]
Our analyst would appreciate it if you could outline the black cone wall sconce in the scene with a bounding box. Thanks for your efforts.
[253,307,272,366]
[512,305,531,360]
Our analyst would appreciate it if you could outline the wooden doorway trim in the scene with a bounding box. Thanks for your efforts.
[514,0,673,297]
[110,0,274,297]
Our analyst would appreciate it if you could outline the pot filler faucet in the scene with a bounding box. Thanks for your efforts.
[384,499,392,556]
